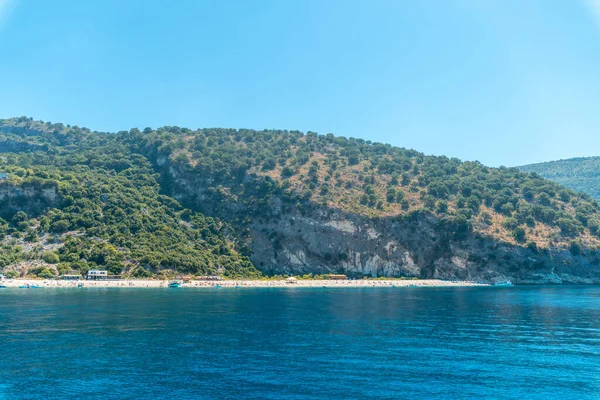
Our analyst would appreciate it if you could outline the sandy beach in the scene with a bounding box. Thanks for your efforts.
[0,278,488,289]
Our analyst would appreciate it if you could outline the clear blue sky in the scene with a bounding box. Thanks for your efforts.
[1,0,600,167]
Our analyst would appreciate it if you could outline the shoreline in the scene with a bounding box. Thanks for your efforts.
[0,278,488,289]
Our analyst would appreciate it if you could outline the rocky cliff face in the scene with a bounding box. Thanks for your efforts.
[0,182,59,219]
[0,124,53,152]
[0,138,48,153]
[245,206,599,284]
[156,158,600,284]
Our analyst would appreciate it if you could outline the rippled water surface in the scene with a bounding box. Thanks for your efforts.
[0,286,599,399]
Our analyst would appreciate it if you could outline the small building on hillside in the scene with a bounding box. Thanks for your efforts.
[327,274,348,280]
[87,269,108,280]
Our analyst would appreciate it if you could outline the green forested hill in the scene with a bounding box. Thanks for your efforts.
[133,125,600,250]
[1,117,600,281]
[519,157,600,202]
[0,118,259,278]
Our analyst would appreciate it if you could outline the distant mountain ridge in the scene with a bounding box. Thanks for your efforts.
[519,157,600,201]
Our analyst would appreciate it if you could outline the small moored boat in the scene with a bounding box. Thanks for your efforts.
[494,280,513,287]
[169,281,180,288]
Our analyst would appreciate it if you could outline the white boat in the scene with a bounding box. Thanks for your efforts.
[494,280,513,287]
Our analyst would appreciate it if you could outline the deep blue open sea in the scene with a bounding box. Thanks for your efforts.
[0,286,599,399]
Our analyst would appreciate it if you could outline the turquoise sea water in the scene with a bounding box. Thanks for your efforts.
[0,286,599,399]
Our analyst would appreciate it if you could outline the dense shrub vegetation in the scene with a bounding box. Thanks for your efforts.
[1,116,600,277]
[132,124,600,251]
[519,157,600,201]
[0,118,259,278]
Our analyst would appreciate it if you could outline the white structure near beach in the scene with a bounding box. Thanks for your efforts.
[60,273,83,281]
[87,269,108,280]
